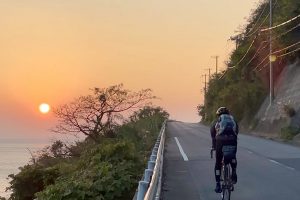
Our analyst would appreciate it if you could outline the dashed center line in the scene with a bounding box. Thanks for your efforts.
[174,137,189,161]
[269,159,280,165]
[269,159,296,171]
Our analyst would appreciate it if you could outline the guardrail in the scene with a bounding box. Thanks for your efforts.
[134,120,167,200]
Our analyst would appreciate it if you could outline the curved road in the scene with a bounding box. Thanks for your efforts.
[162,121,300,200]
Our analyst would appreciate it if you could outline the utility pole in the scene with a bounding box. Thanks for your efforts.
[211,56,219,74]
[202,74,207,95]
[201,74,207,120]
[205,68,211,81]
[229,35,241,50]
[269,0,274,106]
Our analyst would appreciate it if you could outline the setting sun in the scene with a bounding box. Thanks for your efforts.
[39,103,50,114]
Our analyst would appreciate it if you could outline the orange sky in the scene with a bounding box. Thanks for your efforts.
[0,0,261,141]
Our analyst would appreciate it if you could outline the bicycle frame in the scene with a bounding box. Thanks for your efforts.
[221,163,232,200]
[211,149,234,200]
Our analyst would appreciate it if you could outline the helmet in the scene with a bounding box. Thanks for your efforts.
[216,107,229,116]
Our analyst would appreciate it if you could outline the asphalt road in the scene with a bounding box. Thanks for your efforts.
[161,121,300,200]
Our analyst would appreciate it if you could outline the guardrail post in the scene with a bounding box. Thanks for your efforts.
[150,155,157,161]
[144,169,153,182]
[148,161,155,170]
[137,181,149,200]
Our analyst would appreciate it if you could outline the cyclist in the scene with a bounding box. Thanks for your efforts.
[211,107,238,193]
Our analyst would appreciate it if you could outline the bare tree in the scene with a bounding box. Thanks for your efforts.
[52,84,155,142]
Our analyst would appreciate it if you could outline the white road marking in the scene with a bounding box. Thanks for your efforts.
[269,159,296,171]
[247,150,253,154]
[174,137,189,161]
[285,166,296,171]
[269,159,280,165]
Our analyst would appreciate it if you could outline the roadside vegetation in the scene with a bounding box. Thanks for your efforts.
[198,0,300,127]
[280,126,300,141]
[3,84,169,200]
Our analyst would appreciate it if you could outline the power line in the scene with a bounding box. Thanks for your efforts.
[219,1,300,79]
[257,46,300,71]
[244,0,279,38]
[261,13,300,32]
[277,46,300,57]
[258,61,269,72]
[218,70,228,80]
[273,22,300,40]
[253,54,269,71]
[244,22,300,68]
[260,22,300,44]
[252,39,300,71]
[244,13,270,38]
[244,41,268,68]
[228,36,258,69]
[221,24,300,78]
[243,2,269,37]
[255,40,300,71]
[272,40,300,54]
[232,16,297,71]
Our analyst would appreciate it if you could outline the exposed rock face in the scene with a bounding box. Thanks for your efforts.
[293,133,300,145]
[254,60,300,141]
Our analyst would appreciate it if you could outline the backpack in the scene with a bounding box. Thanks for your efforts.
[215,114,237,136]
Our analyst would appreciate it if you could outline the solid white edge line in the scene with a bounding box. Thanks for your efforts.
[174,137,189,161]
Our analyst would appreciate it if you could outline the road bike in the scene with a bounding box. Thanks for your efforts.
[211,148,234,200]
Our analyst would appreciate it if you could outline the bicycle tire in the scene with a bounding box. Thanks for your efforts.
[222,164,231,200]
[222,189,231,200]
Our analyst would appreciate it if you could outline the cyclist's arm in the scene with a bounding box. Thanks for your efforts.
[210,122,217,149]
[235,120,239,135]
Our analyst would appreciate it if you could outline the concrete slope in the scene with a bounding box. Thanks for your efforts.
[255,60,300,135]
[162,121,300,200]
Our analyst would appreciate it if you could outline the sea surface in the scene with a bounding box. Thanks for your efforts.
[0,142,47,198]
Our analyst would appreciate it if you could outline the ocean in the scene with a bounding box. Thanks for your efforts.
[0,143,47,198]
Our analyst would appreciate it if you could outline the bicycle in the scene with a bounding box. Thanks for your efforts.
[211,148,235,200]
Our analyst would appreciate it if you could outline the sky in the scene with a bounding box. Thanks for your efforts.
[0,0,261,142]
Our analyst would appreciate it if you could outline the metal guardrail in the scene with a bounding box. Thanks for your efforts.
[134,120,166,200]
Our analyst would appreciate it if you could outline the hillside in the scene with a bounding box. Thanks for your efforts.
[198,0,300,140]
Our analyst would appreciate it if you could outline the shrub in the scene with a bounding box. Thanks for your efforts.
[7,165,59,200]
[280,126,300,140]
[36,140,142,200]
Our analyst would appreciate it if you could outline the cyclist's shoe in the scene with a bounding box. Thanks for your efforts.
[215,182,222,193]
[232,171,237,184]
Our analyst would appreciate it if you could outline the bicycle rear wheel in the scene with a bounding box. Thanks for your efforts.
[221,164,231,200]
[222,188,231,200]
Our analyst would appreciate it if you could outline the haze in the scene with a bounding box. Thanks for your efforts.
[0,0,260,141]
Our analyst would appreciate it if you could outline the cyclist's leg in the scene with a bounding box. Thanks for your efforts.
[215,138,223,182]
[229,138,237,184]
[214,137,223,193]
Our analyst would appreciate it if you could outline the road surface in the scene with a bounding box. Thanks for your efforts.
[161,121,300,200]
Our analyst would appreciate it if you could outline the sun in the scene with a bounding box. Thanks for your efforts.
[39,103,50,114]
